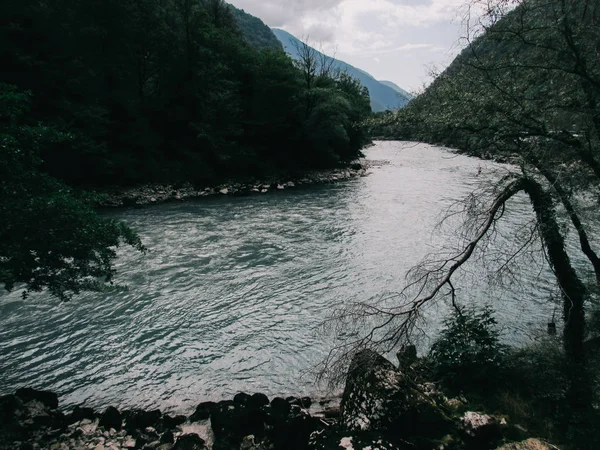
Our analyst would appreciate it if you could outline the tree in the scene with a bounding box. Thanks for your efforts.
[0,84,144,301]
[340,0,600,441]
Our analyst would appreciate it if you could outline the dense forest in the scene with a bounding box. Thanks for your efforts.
[0,0,373,299]
[0,0,371,188]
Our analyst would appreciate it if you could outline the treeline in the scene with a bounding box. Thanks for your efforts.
[374,0,600,167]
[0,0,371,188]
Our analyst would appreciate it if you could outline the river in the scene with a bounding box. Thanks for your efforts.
[0,141,593,413]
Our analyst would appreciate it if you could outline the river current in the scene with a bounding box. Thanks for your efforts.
[1,141,595,413]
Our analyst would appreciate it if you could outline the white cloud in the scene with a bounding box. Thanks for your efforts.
[229,0,476,91]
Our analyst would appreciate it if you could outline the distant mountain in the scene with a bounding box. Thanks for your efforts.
[272,28,410,112]
[379,81,413,101]
[230,6,283,51]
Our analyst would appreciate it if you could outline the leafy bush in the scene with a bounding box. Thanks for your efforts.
[428,306,506,391]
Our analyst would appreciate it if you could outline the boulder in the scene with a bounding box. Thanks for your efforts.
[495,439,558,450]
[211,400,266,442]
[269,398,290,418]
[160,430,175,444]
[234,393,251,406]
[122,409,162,432]
[99,406,122,431]
[340,350,452,441]
[68,406,97,424]
[161,415,186,431]
[268,409,320,450]
[189,402,216,422]
[0,394,23,422]
[461,411,503,449]
[248,394,269,410]
[15,388,59,410]
[173,433,206,450]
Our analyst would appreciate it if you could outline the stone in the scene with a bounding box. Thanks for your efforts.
[260,189,268,193]
[211,400,266,441]
[161,415,186,431]
[189,402,215,422]
[219,188,228,195]
[69,406,97,424]
[268,408,320,450]
[79,420,99,435]
[340,350,452,441]
[249,394,269,410]
[240,435,255,450]
[122,409,161,432]
[0,394,23,422]
[234,393,251,406]
[99,407,122,431]
[300,397,312,408]
[461,411,503,448]
[285,182,295,188]
[269,398,289,417]
[308,429,411,450]
[276,184,284,190]
[172,434,206,450]
[15,388,59,409]
[323,407,340,418]
[122,436,136,448]
[160,430,174,444]
[495,439,558,450]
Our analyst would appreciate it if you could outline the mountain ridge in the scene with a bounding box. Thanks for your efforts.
[272,28,410,112]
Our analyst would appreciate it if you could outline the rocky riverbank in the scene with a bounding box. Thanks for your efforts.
[0,350,558,450]
[96,164,371,208]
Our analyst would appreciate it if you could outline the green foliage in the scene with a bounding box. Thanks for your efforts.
[378,0,600,193]
[0,0,370,187]
[429,306,506,391]
[0,84,144,300]
[230,5,283,50]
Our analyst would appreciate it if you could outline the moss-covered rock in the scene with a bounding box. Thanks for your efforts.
[341,349,454,443]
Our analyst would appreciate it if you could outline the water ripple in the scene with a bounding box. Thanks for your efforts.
[1,141,595,413]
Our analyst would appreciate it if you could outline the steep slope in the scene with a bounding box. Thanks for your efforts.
[379,80,413,101]
[272,28,410,112]
[230,6,283,50]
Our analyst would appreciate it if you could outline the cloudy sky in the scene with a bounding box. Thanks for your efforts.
[229,0,474,93]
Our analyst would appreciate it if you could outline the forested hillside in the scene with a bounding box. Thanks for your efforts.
[272,28,411,112]
[376,0,600,169]
[368,3,600,446]
[0,0,372,299]
[230,5,283,50]
[0,0,371,188]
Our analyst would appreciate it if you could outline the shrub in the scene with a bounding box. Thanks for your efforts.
[428,306,506,392]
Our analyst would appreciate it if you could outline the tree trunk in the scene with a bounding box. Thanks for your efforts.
[531,162,600,286]
[520,177,591,425]
[520,178,587,360]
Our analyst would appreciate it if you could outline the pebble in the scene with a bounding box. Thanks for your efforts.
[97,163,368,207]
